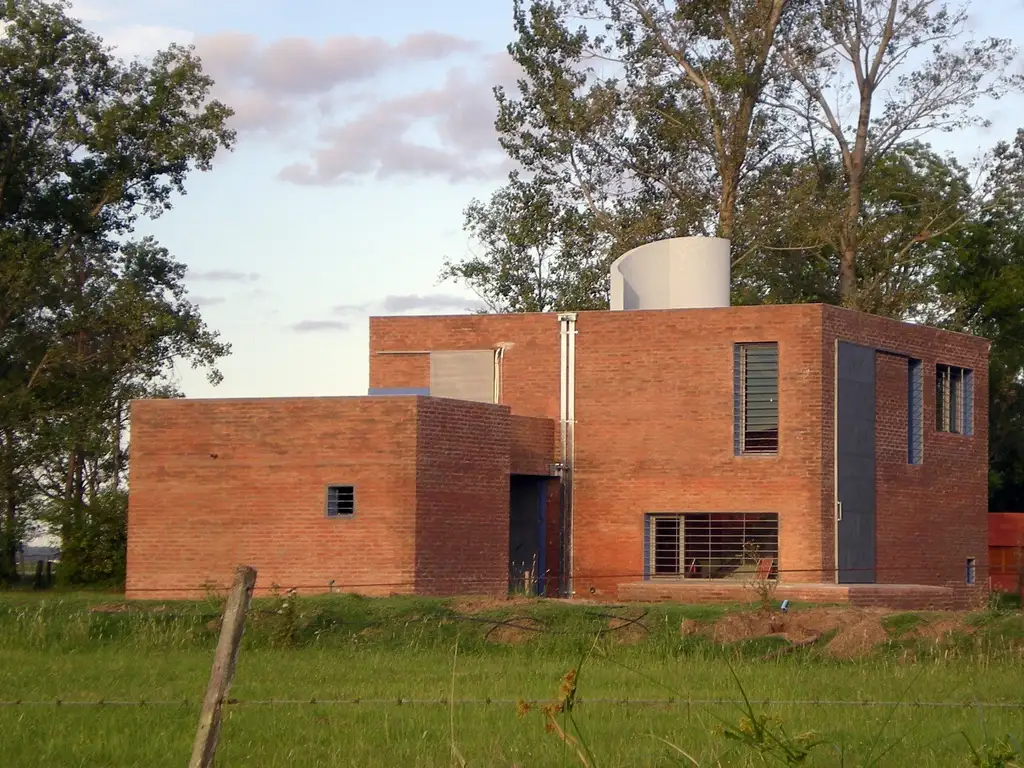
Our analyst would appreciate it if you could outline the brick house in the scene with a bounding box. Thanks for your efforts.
[127,238,989,606]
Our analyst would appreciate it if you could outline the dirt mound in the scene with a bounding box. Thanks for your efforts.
[826,615,890,660]
[910,616,977,642]
[485,616,547,644]
[605,615,650,645]
[710,607,872,645]
[451,596,535,615]
[704,607,895,659]
[711,611,788,644]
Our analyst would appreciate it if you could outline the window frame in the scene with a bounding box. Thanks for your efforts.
[935,364,974,436]
[734,342,780,456]
[644,512,780,581]
[325,485,356,518]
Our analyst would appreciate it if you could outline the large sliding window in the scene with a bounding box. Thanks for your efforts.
[645,513,779,580]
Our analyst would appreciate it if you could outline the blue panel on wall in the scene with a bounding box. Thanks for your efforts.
[907,358,923,464]
[367,387,430,396]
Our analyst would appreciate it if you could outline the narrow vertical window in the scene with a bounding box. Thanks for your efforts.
[735,343,779,454]
[965,558,976,586]
[908,358,923,464]
[936,364,974,436]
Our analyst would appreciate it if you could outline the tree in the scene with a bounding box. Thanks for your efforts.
[440,174,611,312]
[0,0,234,581]
[933,130,1024,510]
[494,0,797,250]
[777,0,1022,304]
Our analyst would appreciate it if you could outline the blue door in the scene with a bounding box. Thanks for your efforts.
[836,342,877,584]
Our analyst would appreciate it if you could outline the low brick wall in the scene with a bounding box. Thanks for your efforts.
[617,581,960,610]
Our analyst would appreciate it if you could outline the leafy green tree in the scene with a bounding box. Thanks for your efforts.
[494,0,796,248]
[934,131,1024,510]
[0,0,234,581]
[441,174,612,312]
[777,0,1022,303]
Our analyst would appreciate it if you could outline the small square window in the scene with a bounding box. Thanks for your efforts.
[326,485,355,517]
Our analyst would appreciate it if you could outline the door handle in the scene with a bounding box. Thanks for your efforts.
[836,501,843,522]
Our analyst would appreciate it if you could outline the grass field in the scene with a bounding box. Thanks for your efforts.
[1,591,1023,767]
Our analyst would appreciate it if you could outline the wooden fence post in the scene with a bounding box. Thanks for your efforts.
[189,565,258,768]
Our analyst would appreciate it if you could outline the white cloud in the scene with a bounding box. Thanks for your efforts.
[278,53,521,185]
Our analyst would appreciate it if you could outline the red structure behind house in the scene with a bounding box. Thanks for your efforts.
[989,513,1024,593]
[126,238,991,608]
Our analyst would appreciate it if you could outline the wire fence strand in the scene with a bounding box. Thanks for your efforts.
[1,697,1023,709]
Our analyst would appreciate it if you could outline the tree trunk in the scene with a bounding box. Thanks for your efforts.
[718,172,737,242]
[838,78,875,306]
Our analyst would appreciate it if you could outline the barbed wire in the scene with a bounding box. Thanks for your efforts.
[1,697,1022,709]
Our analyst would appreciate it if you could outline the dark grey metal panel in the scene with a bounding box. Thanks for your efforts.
[509,477,542,595]
[836,342,877,584]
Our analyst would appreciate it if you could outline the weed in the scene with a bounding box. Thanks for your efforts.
[963,734,1022,767]
[709,667,825,765]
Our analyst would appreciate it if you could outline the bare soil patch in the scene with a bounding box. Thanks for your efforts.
[826,615,890,660]
[909,616,977,643]
[451,596,536,615]
[701,606,897,660]
[485,616,547,644]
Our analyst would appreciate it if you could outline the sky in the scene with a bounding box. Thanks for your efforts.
[69,0,1024,401]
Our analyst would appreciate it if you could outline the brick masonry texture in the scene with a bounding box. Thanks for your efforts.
[617,581,964,610]
[372,304,990,601]
[414,397,510,596]
[127,396,515,599]
[823,306,989,598]
[988,513,1024,592]
[128,303,991,604]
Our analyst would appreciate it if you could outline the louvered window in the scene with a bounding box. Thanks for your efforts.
[734,343,779,454]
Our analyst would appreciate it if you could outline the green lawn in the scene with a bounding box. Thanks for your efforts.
[1,592,1023,766]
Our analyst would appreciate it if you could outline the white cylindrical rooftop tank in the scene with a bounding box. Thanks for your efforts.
[610,236,731,311]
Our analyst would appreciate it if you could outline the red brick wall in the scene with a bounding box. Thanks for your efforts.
[414,398,511,596]
[370,314,562,421]
[569,305,827,596]
[127,397,420,599]
[369,304,990,598]
[510,415,556,475]
[824,306,990,591]
[374,307,829,596]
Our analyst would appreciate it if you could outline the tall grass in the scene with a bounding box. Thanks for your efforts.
[0,592,1022,766]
